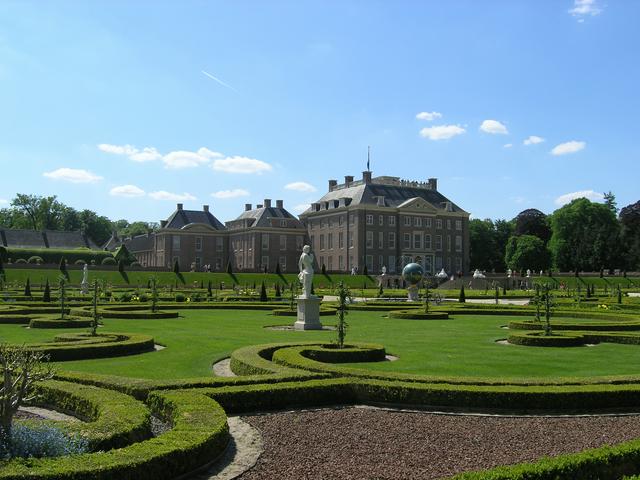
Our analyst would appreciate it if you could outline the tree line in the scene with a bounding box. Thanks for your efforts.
[0,194,158,247]
[470,193,640,273]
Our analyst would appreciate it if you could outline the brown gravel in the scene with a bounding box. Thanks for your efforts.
[238,406,640,480]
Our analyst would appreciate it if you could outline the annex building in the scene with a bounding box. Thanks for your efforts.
[108,170,469,276]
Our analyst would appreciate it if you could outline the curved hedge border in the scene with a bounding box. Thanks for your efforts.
[24,332,155,361]
[509,319,640,331]
[273,343,386,365]
[73,307,179,320]
[229,342,332,378]
[0,315,32,324]
[271,307,337,317]
[388,310,450,320]
[0,390,229,480]
[32,380,151,451]
[29,316,94,329]
[508,330,640,347]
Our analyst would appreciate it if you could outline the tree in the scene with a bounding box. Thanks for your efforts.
[0,345,54,441]
[150,277,159,313]
[513,209,552,243]
[458,285,466,303]
[173,259,180,275]
[90,280,101,336]
[259,282,268,302]
[619,200,640,270]
[469,219,497,271]
[43,278,51,302]
[59,257,69,281]
[604,191,617,214]
[504,235,551,272]
[549,198,621,271]
[334,282,351,348]
[58,276,67,320]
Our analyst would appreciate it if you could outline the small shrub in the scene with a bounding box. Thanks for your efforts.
[27,256,43,265]
[175,293,186,302]
[43,278,51,302]
[259,282,268,302]
[101,257,117,266]
[137,293,149,302]
[14,258,27,264]
[74,259,86,265]
[458,285,466,303]
[117,292,132,302]
[24,278,31,298]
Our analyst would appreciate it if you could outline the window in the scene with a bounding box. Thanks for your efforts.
[296,235,304,250]
[403,216,411,226]
[195,236,202,252]
[424,234,432,249]
[338,255,344,270]
[379,255,384,272]
[279,256,286,270]
[348,232,354,248]
[435,235,442,250]
[320,234,325,250]
[388,232,396,249]
[172,236,181,250]
[217,237,223,252]
[388,256,396,273]
[447,235,451,252]
[215,258,222,270]
[366,255,374,272]
[328,256,333,270]
[366,214,374,225]
[349,214,355,225]
[456,220,462,231]
[403,233,411,249]
[425,218,432,228]
[328,233,333,249]
[415,217,422,227]
[455,257,462,272]
[378,215,384,226]
[328,217,333,228]
[280,220,287,227]
[366,231,373,249]
[447,219,452,230]
[435,256,443,270]
[378,231,384,249]
[388,216,396,226]
[455,235,462,252]
[338,216,344,226]
[280,235,287,250]
[436,219,443,229]
[261,234,269,250]
[413,233,422,249]
[338,232,344,249]
[261,256,269,270]
[424,256,433,274]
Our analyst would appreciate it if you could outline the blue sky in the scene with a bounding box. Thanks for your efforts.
[1,0,638,224]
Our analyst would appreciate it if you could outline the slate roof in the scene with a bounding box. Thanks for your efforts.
[301,178,467,215]
[234,206,303,227]
[123,234,154,252]
[164,209,225,230]
[0,229,98,249]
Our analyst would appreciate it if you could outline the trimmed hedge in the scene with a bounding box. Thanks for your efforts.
[33,380,151,451]
[388,310,450,320]
[273,343,386,365]
[29,316,94,329]
[0,390,229,480]
[3,247,114,266]
[73,306,179,320]
[509,319,640,331]
[507,332,585,347]
[0,315,32,324]
[271,307,337,316]
[24,332,155,361]
[229,342,330,377]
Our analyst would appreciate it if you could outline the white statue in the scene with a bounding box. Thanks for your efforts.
[298,245,315,298]
[80,263,89,294]
[526,269,531,278]
[507,268,512,278]
[381,266,387,275]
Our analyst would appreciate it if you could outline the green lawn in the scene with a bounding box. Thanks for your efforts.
[2,310,640,381]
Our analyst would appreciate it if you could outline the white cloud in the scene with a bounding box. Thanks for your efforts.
[211,189,250,199]
[416,111,442,121]
[551,140,586,156]
[524,135,545,146]
[555,190,604,206]
[43,168,103,183]
[285,181,317,193]
[419,124,466,140]
[98,143,138,156]
[163,150,211,169]
[480,119,509,135]
[503,143,513,148]
[98,143,223,168]
[148,191,196,201]
[293,203,310,214]
[110,184,146,198]
[569,0,603,19]
[0,198,8,205]
[130,147,162,162]
[212,156,273,174]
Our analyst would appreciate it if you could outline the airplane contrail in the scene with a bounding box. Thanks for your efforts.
[201,70,238,93]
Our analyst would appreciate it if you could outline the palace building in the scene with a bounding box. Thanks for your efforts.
[298,171,470,275]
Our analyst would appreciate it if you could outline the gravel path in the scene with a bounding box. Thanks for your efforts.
[238,406,640,479]
[213,358,236,377]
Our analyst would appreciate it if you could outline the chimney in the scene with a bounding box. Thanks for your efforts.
[276,199,283,208]
[363,171,372,184]
[160,220,168,228]
[328,179,337,191]
[257,204,263,209]
[344,175,354,187]
[377,196,385,206]
[264,199,272,208]
[203,205,209,213]
[245,203,252,211]
[176,203,183,211]
[428,178,438,190]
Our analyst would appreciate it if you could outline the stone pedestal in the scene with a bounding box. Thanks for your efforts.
[294,295,323,330]
[407,285,419,302]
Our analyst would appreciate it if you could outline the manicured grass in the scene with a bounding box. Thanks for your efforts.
[2,309,640,381]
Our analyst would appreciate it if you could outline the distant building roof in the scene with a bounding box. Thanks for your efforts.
[161,204,225,230]
[301,172,468,216]
[0,229,99,250]
[227,199,305,230]
[123,233,154,253]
